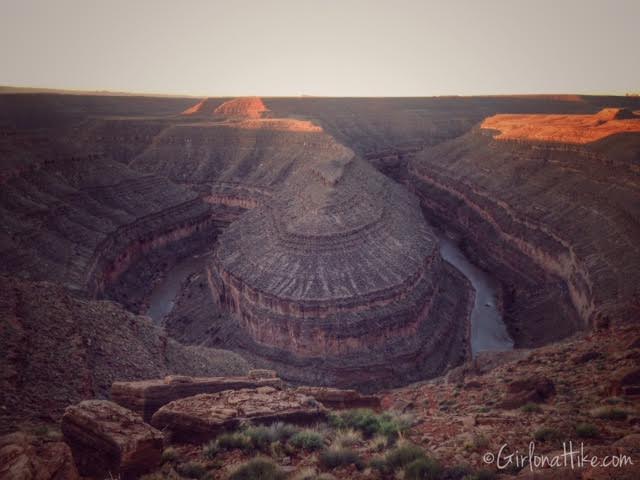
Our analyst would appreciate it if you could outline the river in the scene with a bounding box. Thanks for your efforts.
[438,235,514,356]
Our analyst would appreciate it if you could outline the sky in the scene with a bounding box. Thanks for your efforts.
[1,0,639,97]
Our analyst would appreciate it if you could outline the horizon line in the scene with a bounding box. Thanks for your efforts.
[1,85,638,99]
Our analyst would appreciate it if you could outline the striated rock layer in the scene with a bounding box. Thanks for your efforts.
[206,139,472,390]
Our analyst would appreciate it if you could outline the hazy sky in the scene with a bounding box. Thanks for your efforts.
[1,0,638,96]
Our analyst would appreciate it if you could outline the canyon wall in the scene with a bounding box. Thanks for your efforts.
[406,128,640,344]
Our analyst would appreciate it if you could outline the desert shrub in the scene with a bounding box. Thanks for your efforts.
[591,407,628,420]
[332,428,362,448]
[177,461,207,479]
[330,409,380,437]
[229,457,285,480]
[216,432,253,451]
[160,447,179,463]
[368,434,388,452]
[369,456,388,472]
[319,447,364,470]
[533,427,561,442]
[384,442,426,470]
[244,423,299,451]
[328,409,411,439]
[575,422,599,438]
[290,429,325,451]
[521,402,542,413]
[202,441,219,459]
[404,457,442,480]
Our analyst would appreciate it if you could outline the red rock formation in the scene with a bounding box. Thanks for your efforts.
[182,96,269,119]
[62,400,163,479]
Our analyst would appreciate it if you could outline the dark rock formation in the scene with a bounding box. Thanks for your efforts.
[151,386,327,443]
[111,374,283,422]
[61,400,163,479]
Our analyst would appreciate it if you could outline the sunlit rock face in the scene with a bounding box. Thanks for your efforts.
[208,144,472,389]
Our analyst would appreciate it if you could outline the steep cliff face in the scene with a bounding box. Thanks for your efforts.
[407,127,640,345]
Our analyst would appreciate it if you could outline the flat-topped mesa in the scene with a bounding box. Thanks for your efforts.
[481,108,640,144]
[182,96,270,119]
[208,145,472,389]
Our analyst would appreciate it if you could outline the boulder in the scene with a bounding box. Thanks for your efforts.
[61,400,163,480]
[151,386,327,443]
[294,386,381,410]
[111,374,283,422]
[0,432,79,480]
[498,376,555,409]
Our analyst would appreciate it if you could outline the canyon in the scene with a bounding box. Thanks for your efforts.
[0,92,639,438]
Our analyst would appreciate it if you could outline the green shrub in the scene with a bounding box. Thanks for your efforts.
[575,422,599,438]
[229,457,285,480]
[368,434,388,452]
[290,429,325,451]
[521,403,542,413]
[533,427,561,442]
[216,432,253,451]
[319,447,364,470]
[384,443,426,470]
[161,447,179,463]
[591,407,628,420]
[404,457,442,480]
[177,461,207,479]
[328,409,411,439]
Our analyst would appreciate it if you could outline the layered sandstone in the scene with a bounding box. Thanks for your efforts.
[111,374,283,422]
[206,139,472,389]
[407,122,640,343]
[151,386,327,443]
[62,400,163,479]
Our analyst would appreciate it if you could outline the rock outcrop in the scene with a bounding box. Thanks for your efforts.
[151,387,327,443]
[0,432,79,480]
[111,374,283,422]
[61,400,163,480]
[294,387,381,410]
